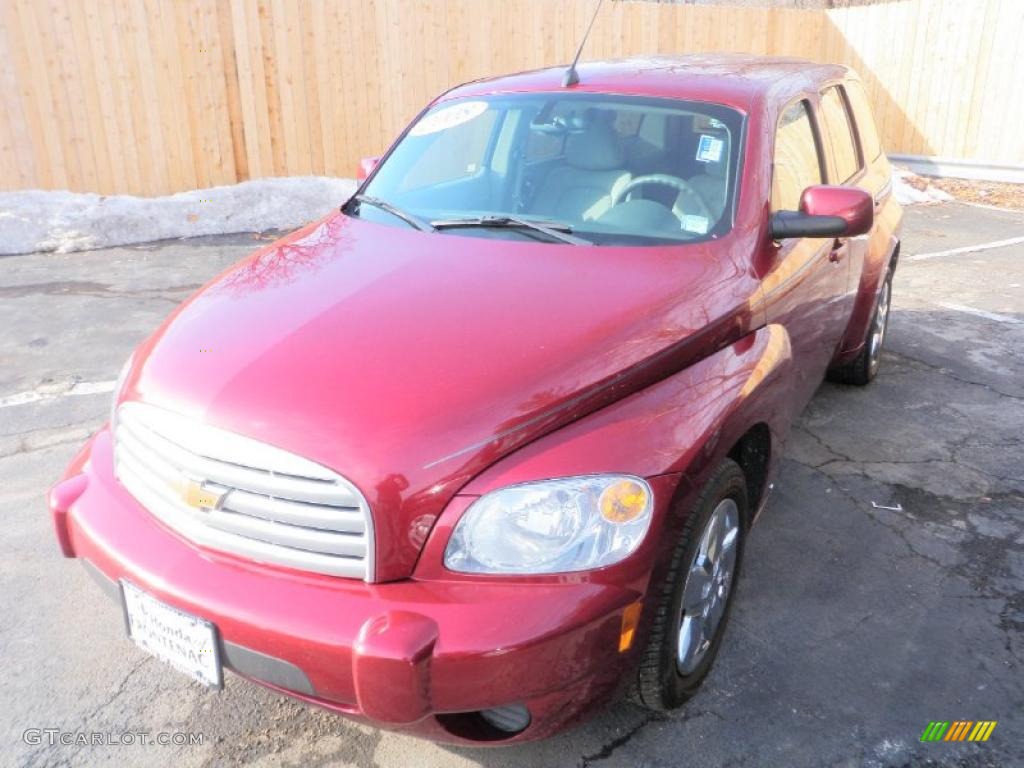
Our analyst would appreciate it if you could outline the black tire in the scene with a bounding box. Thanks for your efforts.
[829,267,893,386]
[632,459,748,711]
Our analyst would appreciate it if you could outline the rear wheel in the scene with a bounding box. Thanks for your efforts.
[633,459,747,711]
[829,268,893,386]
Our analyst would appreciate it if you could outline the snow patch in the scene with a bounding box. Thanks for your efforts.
[0,176,357,256]
[893,167,954,206]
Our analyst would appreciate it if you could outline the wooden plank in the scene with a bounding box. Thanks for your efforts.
[0,10,36,189]
[80,0,132,192]
[110,0,160,194]
[13,0,70,189]
[47,0,97,191]
[309,0,334,176]
[255,0,286,175]
[65,1,114,193]
[126,0,171,194]
[197,0,236,185]
[268,0,300,174]
[217,0,250,182]
[143,0,188,193]
[298,0,324,175]
[961,0,997,160]
[237,0,275,177]
[173,0,210,188]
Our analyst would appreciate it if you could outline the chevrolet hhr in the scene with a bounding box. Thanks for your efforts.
[49,54,902,743]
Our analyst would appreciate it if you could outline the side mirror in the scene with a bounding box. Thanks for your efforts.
[357,155,381,182]
[770,185,873,240]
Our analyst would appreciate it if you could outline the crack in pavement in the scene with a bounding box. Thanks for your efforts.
[577,708,726,767]
[887,349,1023,402]
[786,453,1024,665]
[22,656,155,768]
[579,713,665,767]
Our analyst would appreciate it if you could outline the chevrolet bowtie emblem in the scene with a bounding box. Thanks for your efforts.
[179,478,227,511]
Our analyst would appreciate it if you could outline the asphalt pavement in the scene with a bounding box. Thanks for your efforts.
[1,202,1021,768]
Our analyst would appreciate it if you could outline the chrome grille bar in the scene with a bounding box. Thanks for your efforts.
[114,402,375,580]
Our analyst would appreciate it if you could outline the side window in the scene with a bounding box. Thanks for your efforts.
[845,81,883,162]
[771,100,823,213]
[399,110,497,191]
[819,86,861,183]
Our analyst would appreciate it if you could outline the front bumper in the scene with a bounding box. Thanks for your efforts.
[50,430,648,743]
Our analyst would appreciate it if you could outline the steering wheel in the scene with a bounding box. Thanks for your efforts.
[612,174,714,224]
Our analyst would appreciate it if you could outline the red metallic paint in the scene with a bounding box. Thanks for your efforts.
[50,55,902,742]
[119,210,764,582]
[800,185,874,236]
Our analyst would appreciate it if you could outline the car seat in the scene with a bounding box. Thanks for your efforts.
[687,158,728,223]
[529,122,631,223]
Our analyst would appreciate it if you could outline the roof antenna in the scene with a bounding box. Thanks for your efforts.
[562,0,606,87]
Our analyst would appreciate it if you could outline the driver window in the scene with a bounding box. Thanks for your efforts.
[771,101,822,213]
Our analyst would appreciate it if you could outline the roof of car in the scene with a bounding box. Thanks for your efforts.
[442,53,853,111]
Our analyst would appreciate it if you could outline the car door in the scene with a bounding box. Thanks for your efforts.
[817,83,871,320]
[762,98,850,411]
[834,79,902,358]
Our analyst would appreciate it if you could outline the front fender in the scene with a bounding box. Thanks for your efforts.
[461,323,795,501]
[416,325,796,626]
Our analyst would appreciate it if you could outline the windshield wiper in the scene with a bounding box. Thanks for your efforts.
[430,215,591,246]
[349,194,435,233]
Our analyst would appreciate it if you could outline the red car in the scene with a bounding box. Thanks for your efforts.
[49,54,901,743]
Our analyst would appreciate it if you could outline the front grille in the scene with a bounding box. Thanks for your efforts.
[113,402,374,580]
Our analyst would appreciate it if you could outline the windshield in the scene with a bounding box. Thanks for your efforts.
[354,93,745,246]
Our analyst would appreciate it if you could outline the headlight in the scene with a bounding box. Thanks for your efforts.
[109,352,134,431]
[443,475,653,574]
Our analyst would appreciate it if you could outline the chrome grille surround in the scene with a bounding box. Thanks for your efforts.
[113,401,375,581]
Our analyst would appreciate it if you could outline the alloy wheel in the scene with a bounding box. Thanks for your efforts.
[868,279,891,375]
[676,498,740,675]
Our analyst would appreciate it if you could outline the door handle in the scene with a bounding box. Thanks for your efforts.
[829,238,846,263]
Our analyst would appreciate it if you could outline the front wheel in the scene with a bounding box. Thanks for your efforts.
[829,268,893,386]
[633,459,748,711]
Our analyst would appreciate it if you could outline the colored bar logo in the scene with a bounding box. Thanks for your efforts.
[921,721,997,742]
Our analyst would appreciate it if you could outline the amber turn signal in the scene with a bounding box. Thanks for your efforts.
[599,479,650,524]
[619,601,643,652]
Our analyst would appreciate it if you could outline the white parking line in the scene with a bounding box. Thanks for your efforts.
[0,380,116,409]
[937,302,1023,325]
[909,235,1024,261]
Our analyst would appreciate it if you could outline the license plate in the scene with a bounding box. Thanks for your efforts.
[121,581,222,688]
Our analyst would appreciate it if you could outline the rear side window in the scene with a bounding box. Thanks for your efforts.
[845,81,883,161]
[771,101,822,212]
[819,86,861,183]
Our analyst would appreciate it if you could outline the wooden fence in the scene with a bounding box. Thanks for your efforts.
[1,0,1021,196]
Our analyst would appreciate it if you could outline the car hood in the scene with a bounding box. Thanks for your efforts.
[125,212,762,580]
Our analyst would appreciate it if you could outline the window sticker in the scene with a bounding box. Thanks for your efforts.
[410,101,488,137]
[696,134,724,163]
[682,214,710,234]
[693,115,726,132]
